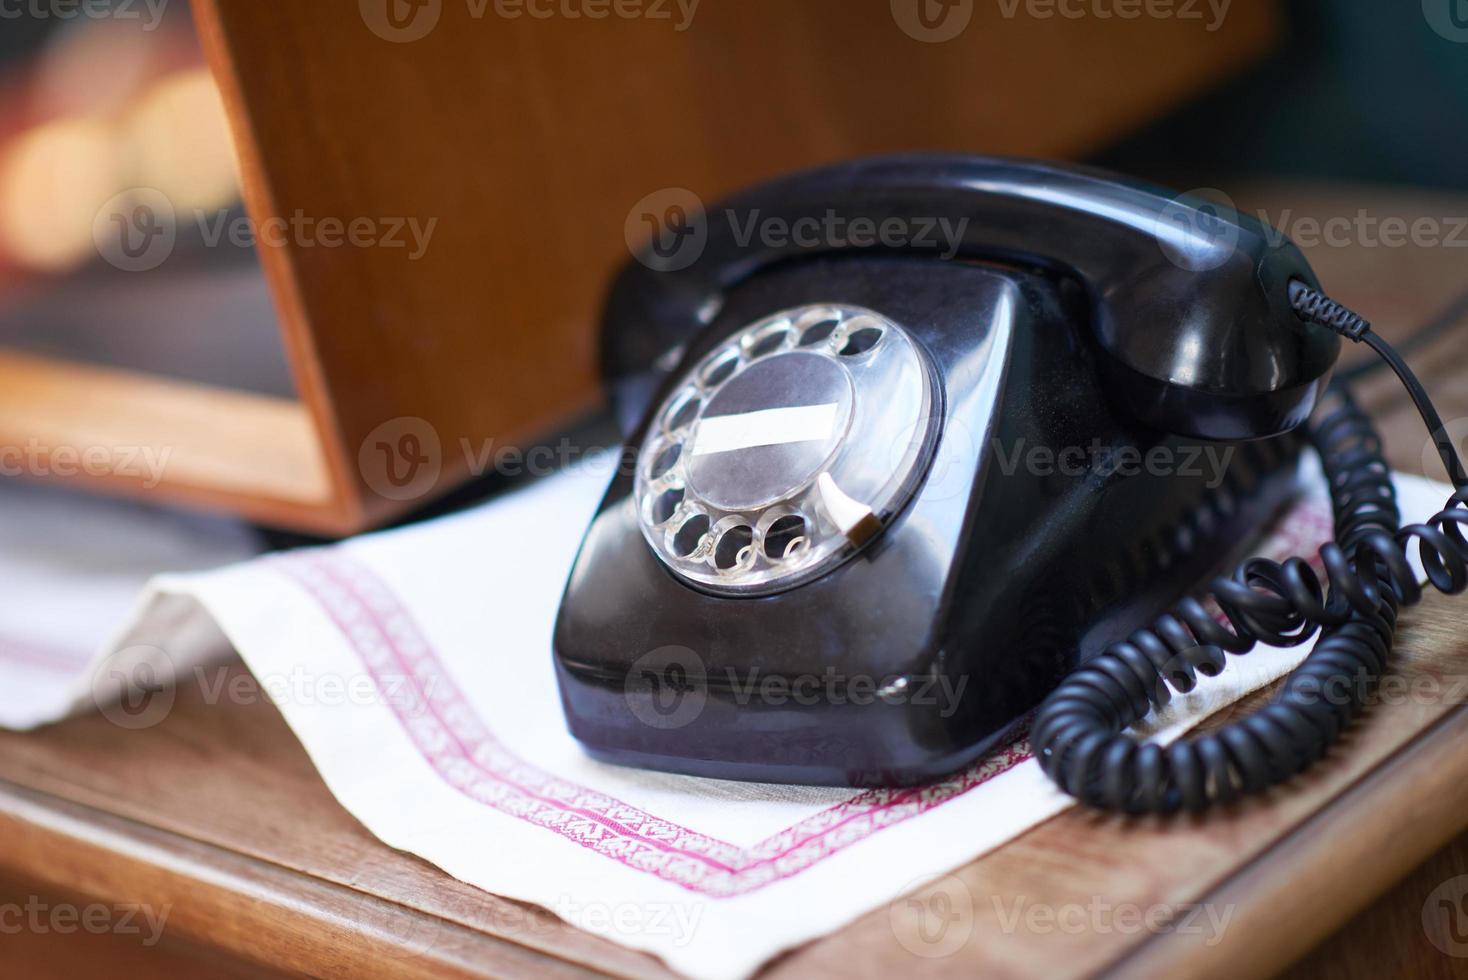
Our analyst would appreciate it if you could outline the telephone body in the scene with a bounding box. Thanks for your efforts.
[552,157,1342,787]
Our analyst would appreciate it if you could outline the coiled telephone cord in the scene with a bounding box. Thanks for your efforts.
[1032,283,1468,813]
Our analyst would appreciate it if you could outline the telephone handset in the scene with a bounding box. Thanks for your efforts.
[553,156,1468,811]
[600,156,1339,441]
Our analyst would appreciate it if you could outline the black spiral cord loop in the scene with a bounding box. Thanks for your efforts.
[1033,284,1468,813]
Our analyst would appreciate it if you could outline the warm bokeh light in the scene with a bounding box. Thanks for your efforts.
[31,19,160,120]
[124,67,240,214]
[0,15,239,276]
[0,117,120,272]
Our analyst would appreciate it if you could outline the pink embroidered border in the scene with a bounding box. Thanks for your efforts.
[272,552,1029,897]
[0,635,90,674]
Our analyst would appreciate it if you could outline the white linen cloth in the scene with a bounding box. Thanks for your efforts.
[0,482,259,730]
[0,458,1452,978]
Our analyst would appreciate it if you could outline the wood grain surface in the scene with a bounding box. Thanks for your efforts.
[0,351,333,523]
[2,183,1468,978]
[171,0,1279,533]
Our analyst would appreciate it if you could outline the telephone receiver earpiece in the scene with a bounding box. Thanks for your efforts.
[603,155,1340,441]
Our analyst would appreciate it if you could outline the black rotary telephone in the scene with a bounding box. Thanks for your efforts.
[552,156,1468,813]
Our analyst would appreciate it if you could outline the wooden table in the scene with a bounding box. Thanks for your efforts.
[3,185,1468,978]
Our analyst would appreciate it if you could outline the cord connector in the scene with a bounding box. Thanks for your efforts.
[1288,279,1372,341]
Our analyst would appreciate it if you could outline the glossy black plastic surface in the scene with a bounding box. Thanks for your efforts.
[556,257,1304,785]
[602,155,1339,441]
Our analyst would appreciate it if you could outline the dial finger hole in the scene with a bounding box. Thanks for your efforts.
[745,322,793,359]
[649,487,684,524]
[700,348,741,388]
[664,388,702,432]
[838,326,884,357]
[798,316,840,347]
[713,524,755,571]
[672,513,710,558]
[647,440,682,480]
[763,514,809,560]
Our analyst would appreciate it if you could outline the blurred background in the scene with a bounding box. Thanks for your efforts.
[3,1,1463,287]
[0,0,1463,535]
[0,4,289,394]
[1099,0,1468,190]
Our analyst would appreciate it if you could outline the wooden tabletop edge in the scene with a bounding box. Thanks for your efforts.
[0,775,634,979]
[1103,703,1468,980]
